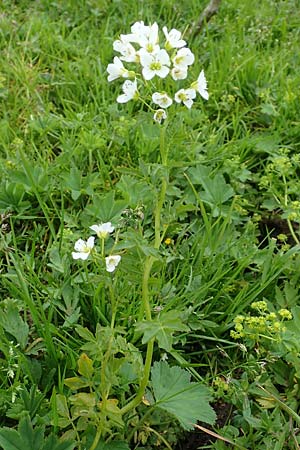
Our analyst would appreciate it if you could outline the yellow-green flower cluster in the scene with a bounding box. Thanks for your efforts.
[230,301,292,343]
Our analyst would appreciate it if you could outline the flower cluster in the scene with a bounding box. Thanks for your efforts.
[107,21,209,123]
[230,300,293,343]
[72,222,121,273]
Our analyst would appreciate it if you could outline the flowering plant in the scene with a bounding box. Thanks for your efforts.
[107,21,209,123]
[72,222,121,273]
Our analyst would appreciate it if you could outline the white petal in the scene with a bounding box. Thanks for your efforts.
[157,49,170,65]
[142,67,155,80]
[156,66,169,78]
[117,93,131,103]
[74,239,85,252]
[184,99,193,109]
[171,67,187,80]
[72,252,89,260]
[86,236,95,248]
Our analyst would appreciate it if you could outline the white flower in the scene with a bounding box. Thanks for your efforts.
[140,49,170,80]
[171,66,188,81]
[153,109,167,124]
[172,47,195,68]
[152,92,173,108]
[90,222,114,239]
[113,38,138,63]
[72,237,95,260]
[117,79,138,103]
[174,88,196,109]
[191,69,209,100]
[163,26,186,49]
[107,56,132,82]
[127,21,159,53]
[105,255,121,272]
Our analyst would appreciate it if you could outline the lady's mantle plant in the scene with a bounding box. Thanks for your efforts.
[66,22,216,450]
[107,20,208,122]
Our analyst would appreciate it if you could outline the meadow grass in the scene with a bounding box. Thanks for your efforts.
[1,0,300,449]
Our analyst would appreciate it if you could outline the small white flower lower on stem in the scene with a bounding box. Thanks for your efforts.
[163,26,186,49]
[172,47,195,68]
[107,56,132,82]
[72,237,95,260]
[153,109,167,124]
[174,88,196,109]
[152,92,172,108]
[191,70,209,100]
[117,79,138,103]
[113,39,138,63]
[90,222,114,239]
[105,255,121,272]
[140,49,170,80]
[171,66,188,81]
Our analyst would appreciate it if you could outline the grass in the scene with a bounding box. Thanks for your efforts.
[1,0,300,449]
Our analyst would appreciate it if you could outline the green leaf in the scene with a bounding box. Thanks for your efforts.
[42,434,76,450]
[0,416,75,450]
[56,394,70,418]
[77,353,94,378]
[0,428,24,450]
[96,441,130,450]
[116,175,154,207]
[188,166,234,207]
[0,299,29,349]
[151,361,216,430]
[84,191,127,223]
[135,310,189,351]
[64,377,91,390]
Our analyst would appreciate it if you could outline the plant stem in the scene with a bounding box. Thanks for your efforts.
[120,338,154,415]
[282,174,299,245]
[121,124,169,417]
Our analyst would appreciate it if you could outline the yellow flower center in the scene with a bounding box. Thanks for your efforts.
[150,62,162,71]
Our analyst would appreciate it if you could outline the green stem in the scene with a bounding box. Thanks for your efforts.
[121,124,168,417]
[120,338,154,415]
[282,175,300,245]
[89,427,102,450]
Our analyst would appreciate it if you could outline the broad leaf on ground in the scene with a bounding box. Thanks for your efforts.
[151,361,216,430]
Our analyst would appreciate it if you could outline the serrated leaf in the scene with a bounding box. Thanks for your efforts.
[42,434,76,450]
[151,361,216,430]
[188,166,234,206]
[0,299,29,349]
[0,428,25,450]
[135,310,189,351]
[78,353,94,378]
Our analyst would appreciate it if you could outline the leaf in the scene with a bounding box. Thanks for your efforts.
[151,361,216,430]
[0,299,29,349]
[84,191,127,223]
[42,434,76,450]
[98,399,124,428]
[0,415,75,450]
[96,441,130,450]
[64,377,91,390]
[78,353,94,378]
[56,394,70,418]
[116,175,154,207]
[135,310,189,351]
[0,428,24,450]
[188,166,234,207]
